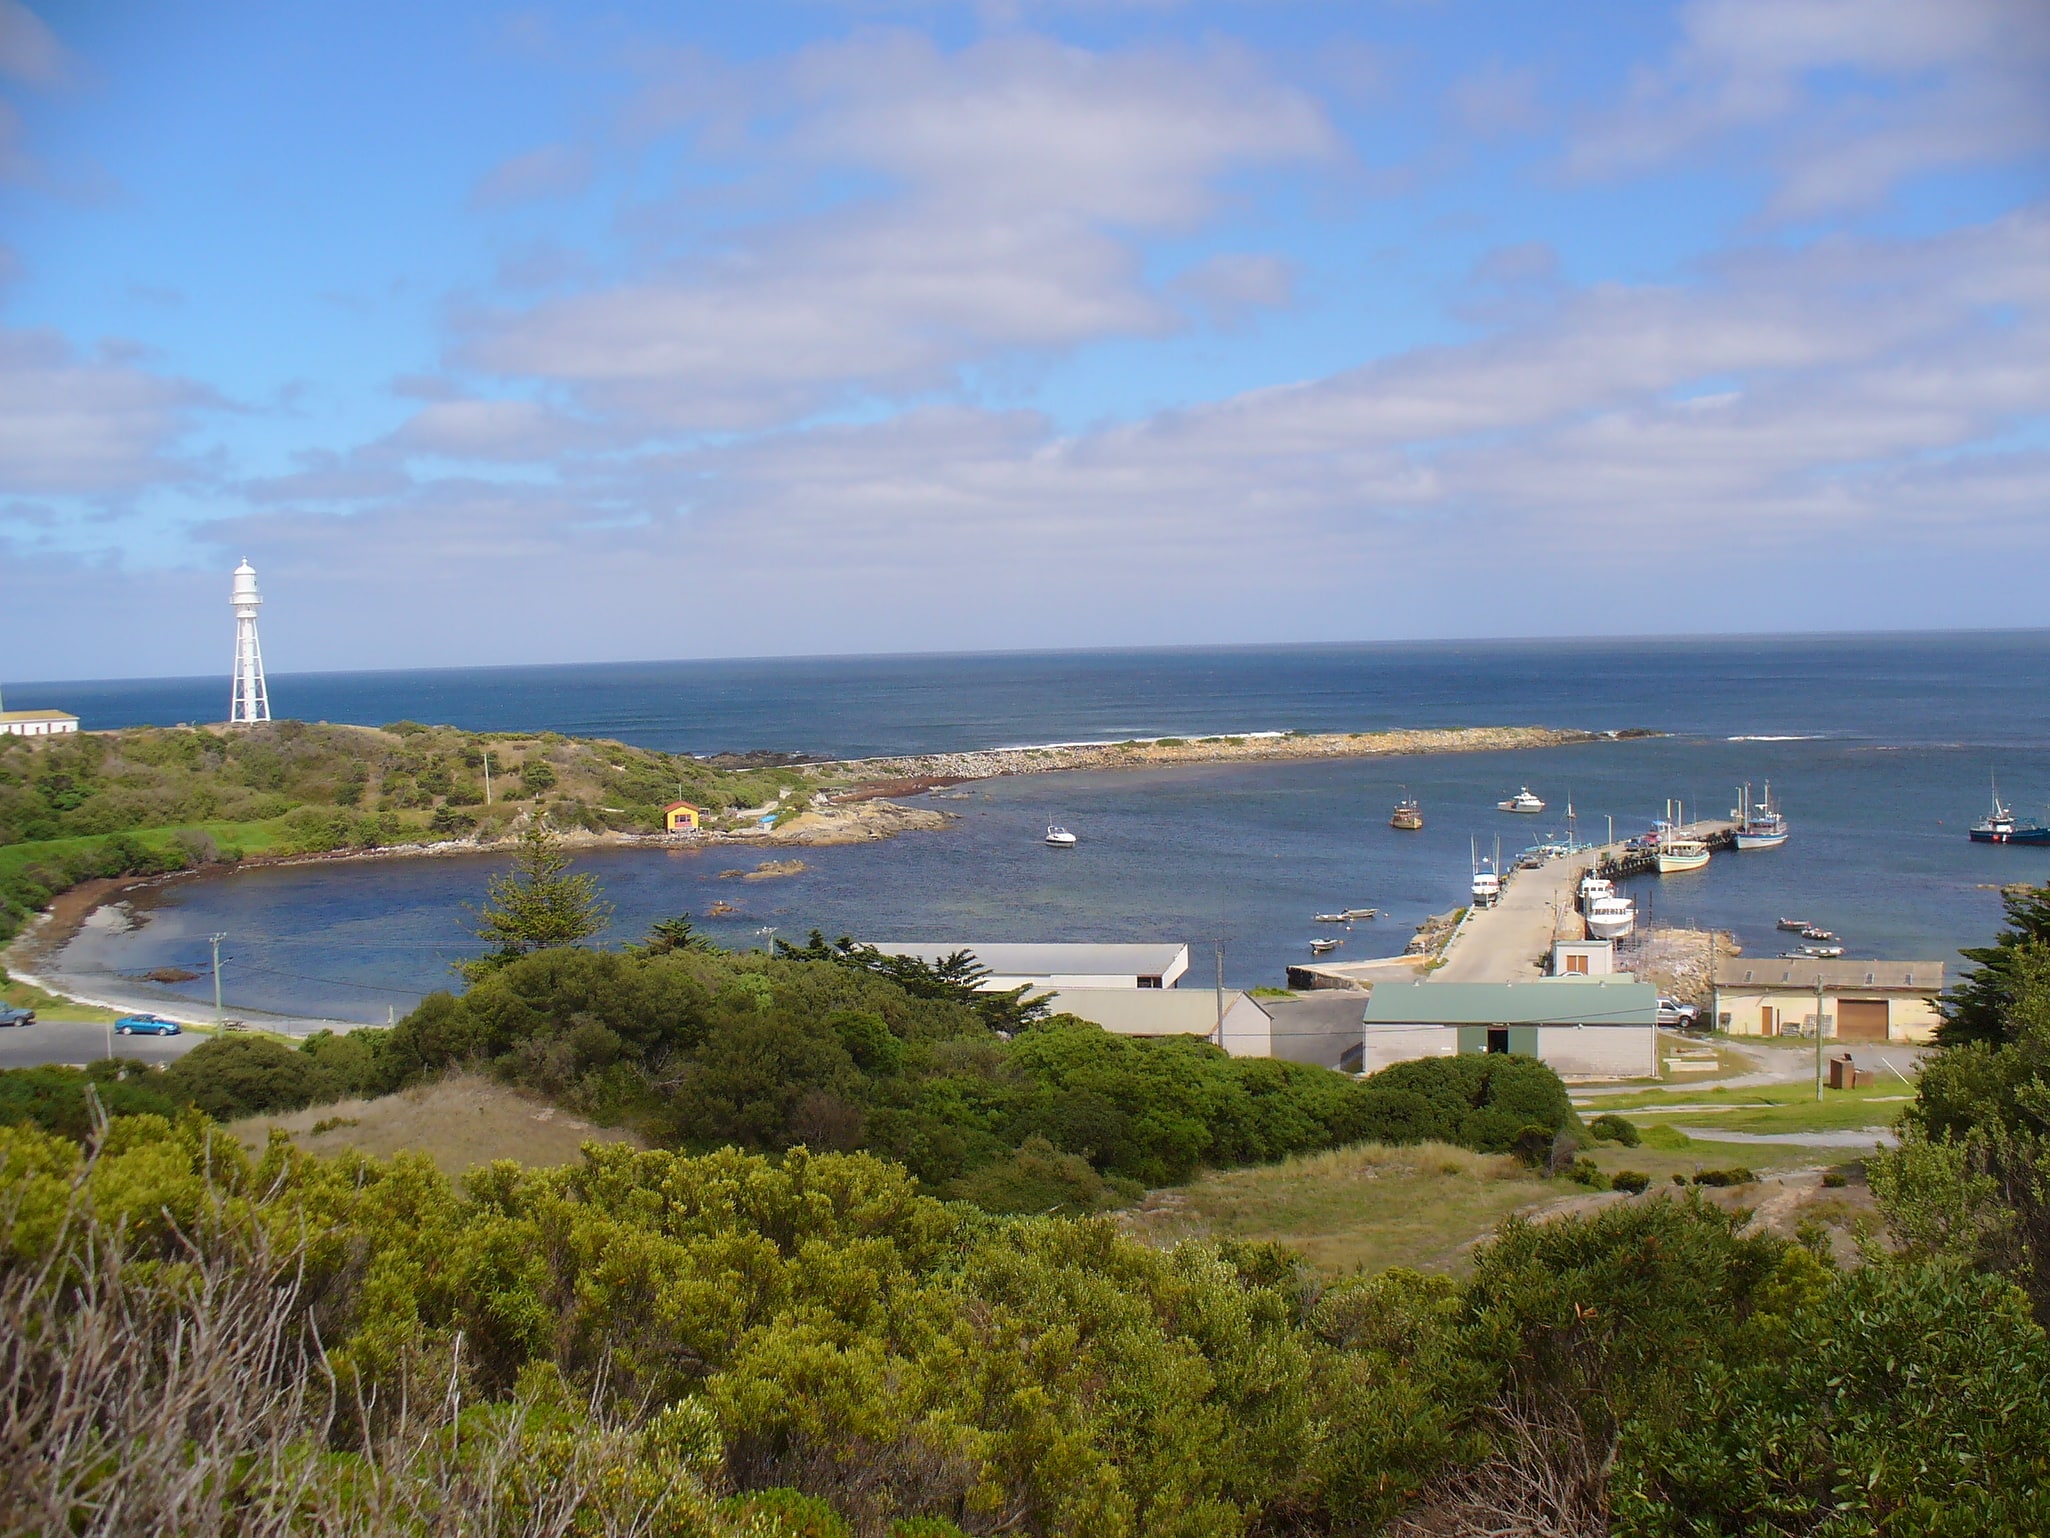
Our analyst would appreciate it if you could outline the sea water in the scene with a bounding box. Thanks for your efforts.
[36,631,2050,1024]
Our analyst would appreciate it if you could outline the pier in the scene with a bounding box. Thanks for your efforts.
[1433,821,1733,984]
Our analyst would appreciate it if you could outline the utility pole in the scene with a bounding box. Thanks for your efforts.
[482,748,492,805]
[1815,973,1826,1102]
[1214,933,1226,1049]
[210,933,227,1029]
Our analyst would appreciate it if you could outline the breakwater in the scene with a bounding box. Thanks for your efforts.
[821,725,1651,787]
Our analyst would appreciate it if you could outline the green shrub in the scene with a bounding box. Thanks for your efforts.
[1588,1112,1642,1147]
[946,1135,1141,1215]
[1612,1169,1651,1194]
[1821,1171,1848,1189]
[1692,1167,1756,1188]
[159,1036,343,1120]
[1564,1157,1609,1189]
[0,1062,185,1140]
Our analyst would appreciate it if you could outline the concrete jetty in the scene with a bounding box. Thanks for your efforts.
[1433,821,1733,984]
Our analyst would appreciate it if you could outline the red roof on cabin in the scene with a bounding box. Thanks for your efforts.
[664,801,700,812]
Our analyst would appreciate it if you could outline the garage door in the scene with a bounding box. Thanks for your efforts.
[1837,999,1889,1041]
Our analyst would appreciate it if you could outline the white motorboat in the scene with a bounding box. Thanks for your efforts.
[1471,870,1501,908]
[1497,787,1546,814]
[1733,782,1790,850]
[1579,874,1615,907]
[1342,907,1380,921]
[1309,936,1344,954]
[1314,912,1350,924]
[1044,825,1077,847]
[1586,895,1636,940]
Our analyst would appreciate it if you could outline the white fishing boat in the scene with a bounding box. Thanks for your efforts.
[1044,825,1077,847]
[1732,782,1790,851]
[1586,895,1637,941]
[1497,787,1546,814]
[1470,837,1502,908]
[1654,800,1711,874]
[1799,944,1845,959]
[1657,838,1710,874]
[1309,936,1344,954]
[1314,912,1350,924]
[1342,907,1380,921]
[1579,874,1615,906]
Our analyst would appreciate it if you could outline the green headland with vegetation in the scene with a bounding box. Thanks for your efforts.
[4,844,2050,1533]
[0,718,808,947]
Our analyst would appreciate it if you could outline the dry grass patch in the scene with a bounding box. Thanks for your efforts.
[228,1072,642,1175]
[1122,1141,1547,1277]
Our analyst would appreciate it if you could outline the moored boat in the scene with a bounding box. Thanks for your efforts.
[1309,936,1344,954]
[1586,894,1636,940]
[1776,917,1810,932]
[1497,787,1546,814]
[1732,782,1790,850]
[1390,791,1424,830]
[1657,838,1710,874]
[1044,825,1078,847]
[1970,776,2050,845]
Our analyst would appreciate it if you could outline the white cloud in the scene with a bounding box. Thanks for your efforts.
[460,32,1337,433]
[0,325,212,495]
[1567,0,2050,216]
[470,143,593,208]
[0,2,65,87]
[154,203,2048,671]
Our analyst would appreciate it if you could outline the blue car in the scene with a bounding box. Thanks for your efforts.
[115,1014,182,1037]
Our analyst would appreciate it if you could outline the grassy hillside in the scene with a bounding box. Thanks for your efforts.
[0,719,806,943]
[227,1072,644,1173]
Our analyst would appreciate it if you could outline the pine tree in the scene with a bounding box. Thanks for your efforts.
[460,825,612,979]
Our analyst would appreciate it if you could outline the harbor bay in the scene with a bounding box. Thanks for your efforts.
[46,696,2050,1026]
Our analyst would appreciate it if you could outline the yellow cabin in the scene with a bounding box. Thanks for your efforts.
[664,801,702,833]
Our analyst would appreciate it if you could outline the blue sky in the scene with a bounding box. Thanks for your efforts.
[2,0,2046,680]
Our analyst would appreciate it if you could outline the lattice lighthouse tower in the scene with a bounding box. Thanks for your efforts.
[229,560,270,724]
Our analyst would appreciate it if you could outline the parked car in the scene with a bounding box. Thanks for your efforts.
[1656,996,1701,1029]
[114,1014,183,1037]
[0,1005,34,1027]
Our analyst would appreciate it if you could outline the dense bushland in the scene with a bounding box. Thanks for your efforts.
[4,1114,2045,1536]
[0,940,1581,1210]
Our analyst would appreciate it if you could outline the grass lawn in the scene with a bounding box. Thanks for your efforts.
[0,821,292,886]
[1587,1082,1914,1138]
[1,971,121,1022]
[227,1073,643,1176]
[1122,1142,1566,1276]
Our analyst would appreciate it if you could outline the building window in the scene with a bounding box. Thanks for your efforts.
[1564,953,1589,975]
[1138,975,1161,989]
[1486,1028,1510,1054]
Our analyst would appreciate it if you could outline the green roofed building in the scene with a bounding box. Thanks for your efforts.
[1360,980,1659,1080]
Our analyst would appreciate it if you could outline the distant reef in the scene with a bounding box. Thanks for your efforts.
[817,725,1655,788]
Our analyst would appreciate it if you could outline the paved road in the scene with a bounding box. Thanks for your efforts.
[0,1019,201,1070]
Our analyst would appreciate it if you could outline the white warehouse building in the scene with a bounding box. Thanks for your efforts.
[869,942,1190,992]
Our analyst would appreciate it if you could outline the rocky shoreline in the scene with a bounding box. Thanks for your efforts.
[822,724,1648,786]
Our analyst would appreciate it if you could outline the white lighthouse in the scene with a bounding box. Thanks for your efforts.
[229,560,271,724]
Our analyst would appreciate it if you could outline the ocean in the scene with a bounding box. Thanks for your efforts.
[33,631,2050,1026]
